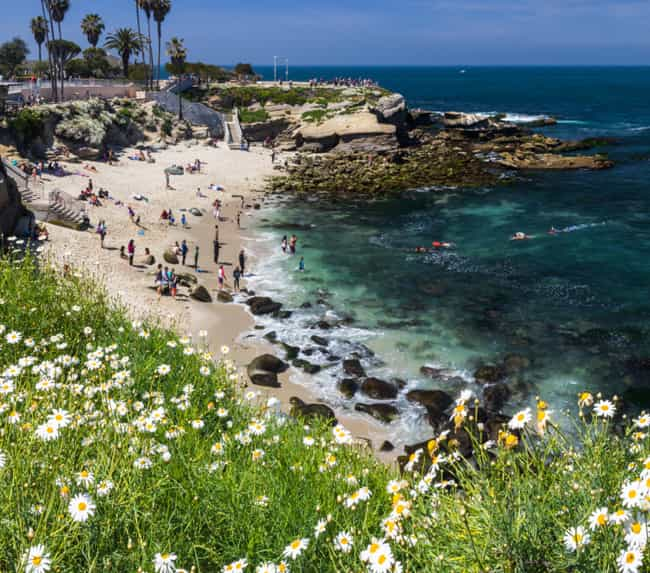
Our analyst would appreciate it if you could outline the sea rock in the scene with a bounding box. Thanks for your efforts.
[360,377,398,400]
[371,93,406,122]
[248,370,279,388]
[281,343,300,361]
[289,397,337,424]
[263,331,277,343]
[355,402,399,423]
[163,249,179,265]
[246,296,283,316]
[217,290,234,303]
[189,285,212,303]
[474,365,505,384]
[248,354,288,374]
[337,378,360,398]
[442,111,490,129]
[343,358,366,378]
[310,335,329,347]
[483,383,511,412]
[292,359,321,375]
[503,354,531,374]
[406,389,453,412]
[379,440,395,452]
[176,272,197,285]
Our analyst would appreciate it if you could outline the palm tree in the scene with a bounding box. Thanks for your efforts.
[48,0,70,99]
[166,36,186,120]
[81,14,105,48]
[42,0,58,100]
[138,0,154,89]
[105,28,144,78]
[152,0,171,89]
[30,16,48,67]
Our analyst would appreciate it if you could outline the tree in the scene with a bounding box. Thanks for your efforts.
[47,39,81,72]
[105,28,145,78]
[166,36,186,120]
[30,16,49,67]
[81,14,105,48]
[41,0,58,100]
[48,0,70,99]
[0,37,30,79]
[234,63,255,77]
[152,0,171,89]
[138,0,155,89]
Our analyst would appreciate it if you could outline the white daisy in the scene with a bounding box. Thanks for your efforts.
[593,400,616,418]
[617,547,643,573]
[508,408,532,430]
[153,552,177,573]
[35,422,60,442]
[563,526,590,552]
[334,531,353,553]
[283,538,309,560]
[68,493,96,522]
[588,507,608,530]
[24,544,51,573]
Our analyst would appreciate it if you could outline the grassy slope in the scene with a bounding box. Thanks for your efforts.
[0,253,646,573]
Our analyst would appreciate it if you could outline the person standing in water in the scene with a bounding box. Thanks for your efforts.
[298,256,305,272]
[289,234,297,255]
[281,235,287,253]
[194,245,200,269]
[233,266,241,292]
[239,249,246,275]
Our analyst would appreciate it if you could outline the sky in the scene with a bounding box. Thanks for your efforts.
[2,0,650,66]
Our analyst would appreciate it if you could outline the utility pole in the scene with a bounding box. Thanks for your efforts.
[273,56,277,83]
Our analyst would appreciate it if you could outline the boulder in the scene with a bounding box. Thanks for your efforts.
[360,377,398,400]
[263,331,277,343]
[177,272,197,284]
[343,358,366,378]
[337,378,360,399]
[143,254,156,266]
[248,354,288,374]
[189,208,202,216]
[246,296,283,316]
[281,343,300,361]
[406,389,453,412]
[474,365,505,384]
[379,440,395,452]
[217,290,234,303]
[355,402,399,423]
[163,249,179,265]
[248,370,279,388]
[310,335,329,347]
[483,383,511,412]
[189,285,212,303]
[371,93,406,122]
[442,112,490,129]
[289,397,336,424]
[503,354,531,374]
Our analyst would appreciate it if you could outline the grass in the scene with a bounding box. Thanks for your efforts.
[301,110,331,124]
[1,250,649,573]
[239,109,271,124]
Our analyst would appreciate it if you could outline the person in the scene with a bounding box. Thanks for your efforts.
[218,265,226,290]
[432,241,453,249]
[213,225,220,263]
[194,245,200,269]
[237,211,241,228]
[510,232,530,241]
[155,264,164,298]
[161,266,170,294]
[120,245,126,259]
[128,206,135,222]
[239,249,246,275]
[173,241,181,256]
[181,239,189,265]
[169,268,178,299]
[548,227,558,235]
[271,150,276,164]
[289,234,297,255]
[299,256,305,272]
[233,266,241,292]
[108,149,114,165]
[281,235,287,253]
[160,209,168,222]
[97,220,107,248]
[88,178,93,191]
[181,213,187,228]
[127,239,135,266]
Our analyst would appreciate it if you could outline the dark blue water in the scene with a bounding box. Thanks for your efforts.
[249,67,650,434]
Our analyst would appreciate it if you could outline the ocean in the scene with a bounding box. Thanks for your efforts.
[244,67,650,445]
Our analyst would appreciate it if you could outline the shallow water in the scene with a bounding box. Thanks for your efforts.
[245,67,650,444]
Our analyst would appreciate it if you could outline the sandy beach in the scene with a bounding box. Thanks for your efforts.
[39,140,394,456]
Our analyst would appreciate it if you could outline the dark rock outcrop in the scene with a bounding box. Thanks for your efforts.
[289,397,337,424]
[163,249,179,265]
[217,290,234,303]
[337,378,360,398]
[360,377,398,400]
[355,402,399,423]
[189,285,212,303]
[406,389,453,412]
[343,358,366,378]
[246,296,283,315]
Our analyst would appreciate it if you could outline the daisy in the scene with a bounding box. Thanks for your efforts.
[367,546,394,573]
[625,519,648,548]
[578,392,593,407]
[153,552,177,573]
[211,442,225,455]
[314,519,327,537]
[508,408,532,430]
[635,414,650,429]
[303,436,315,447]
[68,493,96,522]
[593,400,616,418]
[221,345,230,355]
[223,559,247,572]
[255,564,276,573]
[0,449,5,469]
[252,449,265,461]
[334,531,353,553]
[610,508,630,525]
[563,526,590,552]
[191,419,205,430]
[35,422,60,442]
[622,481,646,509]
[361,538,392,563]
[134,457,153,470]
[24,544,51,573]
[6,331,22,344]
[156,364,171,376]
[283,538,309,560]
[0,379,14,395]
[386,480,404,495]
[48,409,71,428]
[617,547,643,573]
[75,470,95,487]
[97,480,114,497]
[588,507,609,530]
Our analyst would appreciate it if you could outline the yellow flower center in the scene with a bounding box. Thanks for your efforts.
[162,554,169,560]
[32,557,42,566]
[291,540,301,550]
[629,490,637,499]
[627,553,636,564]
[378,554,387,565]
[369,543,379,554]
[78,502,87,511]
[47,427,53,434]
[574,533,583,543]
[632,523,642,534]
[597,514,606,526]
[81,471,88,478]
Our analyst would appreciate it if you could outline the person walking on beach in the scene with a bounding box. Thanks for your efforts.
[218,265,226,290]
[299,256,305,272]
[239,249,246,275]
[237,211,241,228]
[155,263,164,298]
[97,220,107,248]
[127,239,135,266]
[233,266,241,292]
[170,268,178,299]
[289,234,298,255]
[181,213,187,228]
[181,240,189,266]
[281,235,287,253]
[194,245,200,270]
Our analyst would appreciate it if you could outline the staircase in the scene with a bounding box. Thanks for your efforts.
[225,108,245,150]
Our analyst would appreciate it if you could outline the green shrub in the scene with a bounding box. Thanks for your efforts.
[161,117,173,137]
[301,109,330,123]
[8,108,47,147]
[239,108,270,124]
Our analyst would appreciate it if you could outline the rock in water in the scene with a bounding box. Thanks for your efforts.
[337,378,360,398]
[379,440,395,452]
[310,335,329,347]
[360,377,398,400]
[483,383,511,412]
[217,290,234,303]
[246,296,283,316]
[292,359,321,375]
[343,358,366,378]
[189,285,212,303]
[163,249,179,264]
[474,365,505,384]
[406,389,453,412]
[355,402,399,423]
[289,397,337,424]
[248,370,279,388]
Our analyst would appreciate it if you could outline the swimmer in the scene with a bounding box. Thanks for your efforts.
[510,232,530,241]
[432,241,454,249]
[414,246,428,253]
[548,227,558,235]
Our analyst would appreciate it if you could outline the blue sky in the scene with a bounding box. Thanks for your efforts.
[2,0,650,66]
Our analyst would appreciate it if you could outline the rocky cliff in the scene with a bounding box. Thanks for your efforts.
[0,161,32,237]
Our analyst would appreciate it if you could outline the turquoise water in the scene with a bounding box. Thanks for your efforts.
[246,67,650,442]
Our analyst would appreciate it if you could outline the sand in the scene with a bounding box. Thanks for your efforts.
[39,140,396,458]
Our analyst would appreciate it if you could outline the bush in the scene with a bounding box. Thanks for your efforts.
[301,109,330,123]
[161,117,173,137]
[8,108,47,147]
[239,108,270,124]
